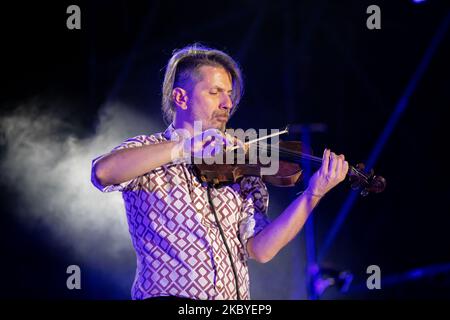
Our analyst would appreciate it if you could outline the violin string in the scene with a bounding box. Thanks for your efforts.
[255,142,322,164]
[273,145,370,182]
[256,142,321,163]
[232,129,369,182]
[254,142,369,183]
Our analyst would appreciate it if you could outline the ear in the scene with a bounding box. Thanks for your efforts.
[172,87,189,110]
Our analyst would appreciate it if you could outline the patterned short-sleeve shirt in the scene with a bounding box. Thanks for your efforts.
[91,126,270,300]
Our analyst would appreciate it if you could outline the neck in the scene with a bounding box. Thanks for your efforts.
[173,114,225,135]
[173,114,196,136]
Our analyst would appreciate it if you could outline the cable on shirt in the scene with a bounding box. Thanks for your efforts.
[206,185,241,300]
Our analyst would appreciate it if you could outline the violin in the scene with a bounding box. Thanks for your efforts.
[193,128,386,196]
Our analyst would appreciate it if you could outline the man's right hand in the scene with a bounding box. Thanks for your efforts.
[172,129,243,162]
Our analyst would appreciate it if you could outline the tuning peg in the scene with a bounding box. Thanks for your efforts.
[369,175,386,193]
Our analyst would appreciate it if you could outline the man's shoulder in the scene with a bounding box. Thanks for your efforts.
[121,131,167,145]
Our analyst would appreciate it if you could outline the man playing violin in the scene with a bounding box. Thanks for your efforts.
[91,44,349,300]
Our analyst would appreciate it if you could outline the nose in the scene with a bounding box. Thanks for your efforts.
[219,93,233,111]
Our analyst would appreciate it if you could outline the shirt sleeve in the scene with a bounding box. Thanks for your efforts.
[91,134,160,192]
[238,176,271,261]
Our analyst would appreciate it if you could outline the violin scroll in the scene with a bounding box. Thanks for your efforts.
[348,163,386,196]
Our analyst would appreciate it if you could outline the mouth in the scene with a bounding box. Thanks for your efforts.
[215,115,228,122]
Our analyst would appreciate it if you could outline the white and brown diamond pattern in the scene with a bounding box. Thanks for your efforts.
[93,132,270,300]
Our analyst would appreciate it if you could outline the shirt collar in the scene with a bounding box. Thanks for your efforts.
[162,123,176,140]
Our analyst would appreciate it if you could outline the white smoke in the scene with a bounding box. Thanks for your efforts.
[0,99,312,299]
[0,100,164,275]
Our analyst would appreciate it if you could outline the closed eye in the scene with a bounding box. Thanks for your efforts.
[210,86,232,96]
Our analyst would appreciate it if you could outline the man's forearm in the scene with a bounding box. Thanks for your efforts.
[94,140,181,187]
[247,192,322,263]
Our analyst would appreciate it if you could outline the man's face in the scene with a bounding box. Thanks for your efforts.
[186,65,233,131]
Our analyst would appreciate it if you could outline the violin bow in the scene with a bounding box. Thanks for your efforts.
[225,126,289,152]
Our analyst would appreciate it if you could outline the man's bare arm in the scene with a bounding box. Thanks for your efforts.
[247,192,321,263]
[247,149,349,263]
[93,128,237,188]
[94,140,181,187]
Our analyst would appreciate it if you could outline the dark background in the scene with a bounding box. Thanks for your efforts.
[1,0,449,299]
